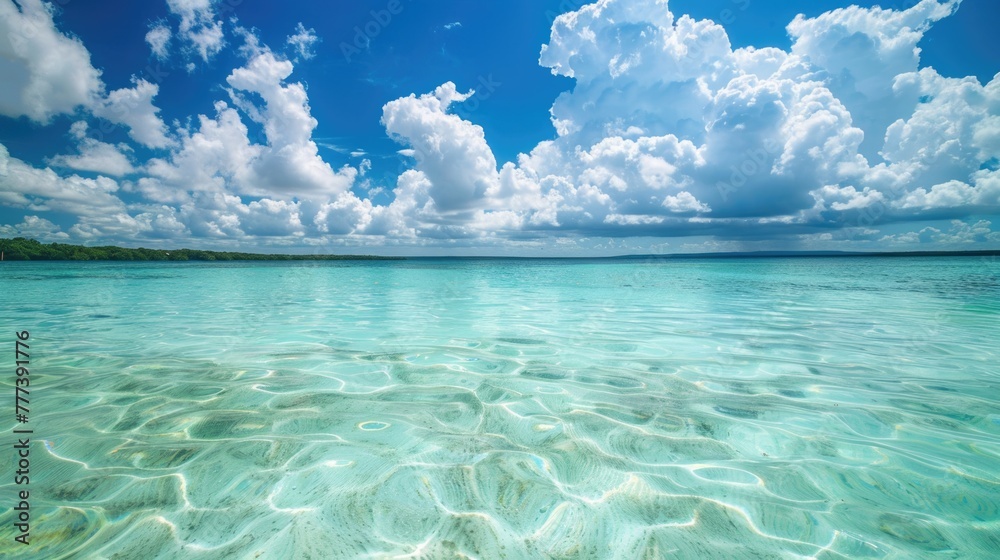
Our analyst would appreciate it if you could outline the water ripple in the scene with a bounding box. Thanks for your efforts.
[1,258,997,558]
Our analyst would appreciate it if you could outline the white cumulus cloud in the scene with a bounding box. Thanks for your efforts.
[381,82,500,214]
[92,78,174,149]
[146,23,172,60]
[1,0,998,252]
[0,0,103,122]
[167,0,225,62]
[286,22,319,60]
[47,127,135,177]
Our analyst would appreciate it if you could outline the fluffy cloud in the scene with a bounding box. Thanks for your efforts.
[171,194,305,239]
[0,215,69,240]
[92,78,173,149]
[286,22,319,61]
[877,69,1000,191]
[139,41,358,204]
[0,7,357,244]
[0,143,127,218]
[896,175,1000,211]
[455,0,998,239]
[1,0,998,252]
[225,49,357,197]
[0,1,173,155]
[0,0,102,122]
[129,35,365,240]
[881,219,1000,245]
[47,122,135,177]
[146,24,172,60]
[167,0,225,62]
[663,191,710,213]
[141,101,259,201]
[787,0,959,158]
[788,0,959,95]
[539,0,730,146]
[382,83,500,215]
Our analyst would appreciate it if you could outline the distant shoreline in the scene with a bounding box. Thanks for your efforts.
[0,238,400,262]
[1,237,998,261]
[605,250,1000,260]
[399,250,1000,260]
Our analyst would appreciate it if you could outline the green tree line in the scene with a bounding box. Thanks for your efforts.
[0,238,399,261]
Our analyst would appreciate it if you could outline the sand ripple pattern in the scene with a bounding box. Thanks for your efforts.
[1,257,999,558]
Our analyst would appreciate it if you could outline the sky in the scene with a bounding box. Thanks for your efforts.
[1,0,999,256]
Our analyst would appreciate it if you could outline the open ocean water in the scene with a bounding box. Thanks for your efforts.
[1,256,999,559]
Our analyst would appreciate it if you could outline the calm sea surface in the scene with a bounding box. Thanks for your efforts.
[2,257,998,558]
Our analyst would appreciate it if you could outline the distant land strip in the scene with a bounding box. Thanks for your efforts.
[2,237,998,261]
[406,250,1000,260]
[0,238,401,261]
[609,250,1000,259]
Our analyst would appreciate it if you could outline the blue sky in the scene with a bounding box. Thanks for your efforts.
[1,0,998,255]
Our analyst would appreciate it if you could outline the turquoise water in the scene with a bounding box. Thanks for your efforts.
[2,257,999,558]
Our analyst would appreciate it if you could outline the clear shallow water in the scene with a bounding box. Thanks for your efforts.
[1,256,999,559]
